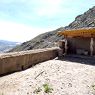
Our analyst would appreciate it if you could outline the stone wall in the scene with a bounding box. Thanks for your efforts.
[0,47,59,76]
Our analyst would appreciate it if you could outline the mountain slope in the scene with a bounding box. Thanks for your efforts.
[10,6,95,52]
[66,6,95,29]
[10,27,64,52]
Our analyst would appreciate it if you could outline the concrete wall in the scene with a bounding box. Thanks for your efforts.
[67,37,95,55]
[0,47,59,76]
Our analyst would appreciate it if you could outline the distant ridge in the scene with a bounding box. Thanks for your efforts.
[10,6,95,52]
[0,40,20,53]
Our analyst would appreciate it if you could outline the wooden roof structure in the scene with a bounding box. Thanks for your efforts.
[59,28,95,37]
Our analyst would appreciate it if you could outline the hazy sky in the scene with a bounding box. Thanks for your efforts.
[0,0,94,42]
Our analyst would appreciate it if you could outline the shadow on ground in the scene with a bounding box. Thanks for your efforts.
[57,54,95,66]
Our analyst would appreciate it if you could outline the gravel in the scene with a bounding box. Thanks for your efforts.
[0,58,95,95]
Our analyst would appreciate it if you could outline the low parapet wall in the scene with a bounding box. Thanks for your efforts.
[0,47,59,76]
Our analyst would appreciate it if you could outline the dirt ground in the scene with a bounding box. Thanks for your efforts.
[0,56,95,95]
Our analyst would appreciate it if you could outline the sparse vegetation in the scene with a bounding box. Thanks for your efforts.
[33,87,42,94]
[33,83,53,94]
[43,83,53,93]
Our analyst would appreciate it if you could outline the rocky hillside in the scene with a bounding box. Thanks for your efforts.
[10,6,95,52]
[66,6,95,29]
[10,27,64,52]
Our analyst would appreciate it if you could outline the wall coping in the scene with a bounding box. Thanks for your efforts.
[0,47,59,58]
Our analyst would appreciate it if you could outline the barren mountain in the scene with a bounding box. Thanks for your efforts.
[10,6,95,52]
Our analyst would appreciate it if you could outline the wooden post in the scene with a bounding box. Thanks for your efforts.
[58,40,65,57]
[90,37,94,56]
[64,38,68,55]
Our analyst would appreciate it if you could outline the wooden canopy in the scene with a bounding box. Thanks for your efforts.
[59,28,95,37]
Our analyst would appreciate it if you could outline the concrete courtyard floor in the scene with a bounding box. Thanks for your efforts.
[0,56,95,95]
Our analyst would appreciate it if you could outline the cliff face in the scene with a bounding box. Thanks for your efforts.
[10,6,95,52]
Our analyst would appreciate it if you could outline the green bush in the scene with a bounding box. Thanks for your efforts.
[43,83,53,93]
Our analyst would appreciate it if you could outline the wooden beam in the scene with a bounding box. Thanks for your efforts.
[58,28,95,38]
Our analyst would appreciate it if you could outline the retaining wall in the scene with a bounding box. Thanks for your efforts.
[0,47,59,76]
